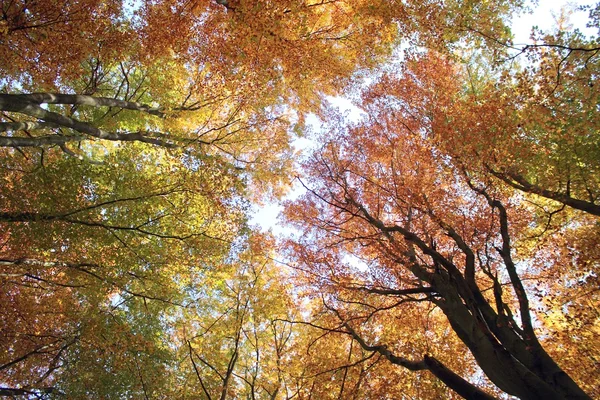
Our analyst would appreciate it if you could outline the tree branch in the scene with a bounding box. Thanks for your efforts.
[342,322,498,400]
[490,169,600,217]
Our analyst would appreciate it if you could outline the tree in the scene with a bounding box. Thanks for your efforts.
[346,20,600,395]
[283,46,596,398]
[3,0,589,398]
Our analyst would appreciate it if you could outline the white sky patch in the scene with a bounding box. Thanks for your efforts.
[512,0,596,44]
[124,0,143,18]
[325,95,368,123]
[249,134,313,234]
[342,253,370,272]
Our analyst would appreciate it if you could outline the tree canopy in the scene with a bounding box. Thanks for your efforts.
[0,0,598,399]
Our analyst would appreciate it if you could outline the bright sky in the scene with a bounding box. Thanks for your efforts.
[249,0,597,233]
[512,0,596,43]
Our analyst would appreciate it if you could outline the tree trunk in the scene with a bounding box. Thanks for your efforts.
[0,94,178,148]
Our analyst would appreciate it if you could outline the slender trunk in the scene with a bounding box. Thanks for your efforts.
[344,321,499,399]
[0,212,59,222]
[0,121,61,132]
[423,355,498,400]
[0,388,57,396]
[3,93,165,117]
[0,94,178,148]
[490,170,600,216]
[0,134,84,147]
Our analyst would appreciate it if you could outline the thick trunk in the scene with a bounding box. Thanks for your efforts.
[438,296,562,399]
[354,201,591,399]
[434,279,591,400]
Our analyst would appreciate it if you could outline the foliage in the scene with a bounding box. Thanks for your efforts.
[0,0,597,399]
[282,8,599,398]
